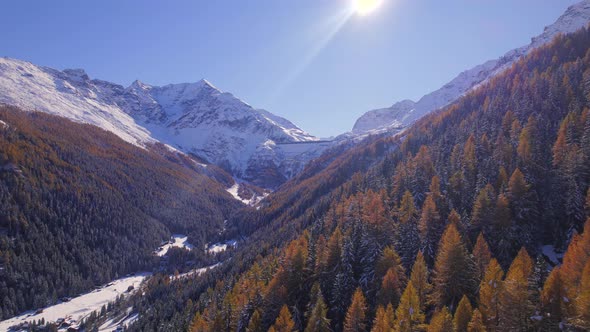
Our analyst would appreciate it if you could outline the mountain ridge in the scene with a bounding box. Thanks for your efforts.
[0,56,325,188]
[352,0,590,135]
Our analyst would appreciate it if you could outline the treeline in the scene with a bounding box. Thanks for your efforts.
[0,108,241,319]
[155,25,590,331]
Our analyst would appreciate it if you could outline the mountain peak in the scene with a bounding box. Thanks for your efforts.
[62,68,89,82]
[351,0,590,136]
[129,79,152,91]
[529,0,590,50]
[197,78,216,89]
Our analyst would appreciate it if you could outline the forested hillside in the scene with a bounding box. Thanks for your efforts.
[0,107,242,319]
[126,26,590,331]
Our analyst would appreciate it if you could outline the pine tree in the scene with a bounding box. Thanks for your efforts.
[343,288,368,332]
[321,228,343,299]
[529,255,548,324]
[394,282,425,332]
[541,266,566,330]
[190,312,209,332]
[304,292,331,332]
[560,218,590,299]
[269,305,295,332]
[495,166,509,193]
[517,116,536,166]
[375,246,407,286]
[370,304,394,332]
[454,295,473,332]
[419,195,443,265]
[397,191,421,269]
[492,193,516,266]
[331,238,356,329]
[573,260,590,330]
[472,233,492,284]
[431,223,477,310]
[427,307,453,332]
[498,247,534,331]
[409,251,432,311]
[467,309,486,332]
[507,168,537,248]
[478,258,504,331]
[247,309,264,332]
[463,134,478,200]
[376,267,403,308]
[470,184,495,239]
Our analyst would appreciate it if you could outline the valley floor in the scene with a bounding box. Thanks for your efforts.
[0,273,150,331]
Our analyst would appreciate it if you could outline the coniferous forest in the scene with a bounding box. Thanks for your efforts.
[122,26,590,331]
[0,109,241,319]
[3,5,590,332]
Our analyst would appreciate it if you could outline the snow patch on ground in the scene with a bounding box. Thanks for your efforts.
[0,273,149,331]
[227,183,249,204]
[226,183,268,206]
[98,307,138,332]
[207,240,238,254]
[154,235,193,257]
[173,263,221,280]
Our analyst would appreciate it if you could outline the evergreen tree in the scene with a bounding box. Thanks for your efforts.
[269,305,295,332]
[370,304,394,332]
[541,266,568,330]
[397,191,421,269]
[331,238,356,329]
[492,193,516,266]
[560,219,590,300]
[467,309,486,332]
[247,309,264,332]
[427,307,453,332]
[478,258,504,331]
[321,228,343,299]
[431,223,477,310]
[304,292,331,332]
[343,288,368,332]
[419,195,443,265]
[471,233,492,284]
[470,184,495,239]
[498,248,534,331]
[376,267,403,308]
[507,168,537,248]
[573,260,590,330]
[409,251,432,311]
[453,295,473,332]
[190,313,209,332]
[529,255,548,325]
[394,282,425,332]
[375,246,406,282]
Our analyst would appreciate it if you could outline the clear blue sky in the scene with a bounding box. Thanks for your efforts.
[0,0,580,137]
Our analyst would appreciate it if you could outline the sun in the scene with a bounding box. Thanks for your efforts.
[353,0,383,16]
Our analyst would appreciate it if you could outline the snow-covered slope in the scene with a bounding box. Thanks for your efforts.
[123,79,319,186]
[352,0,590,135]
[0,57,323,188]
[0,58,155,146]
[352,99,415,134]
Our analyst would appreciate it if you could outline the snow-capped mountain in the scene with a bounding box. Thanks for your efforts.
[352,0,590,135]
[0,57,324,188]
[0,58,155,145]
[352,99,415,134]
